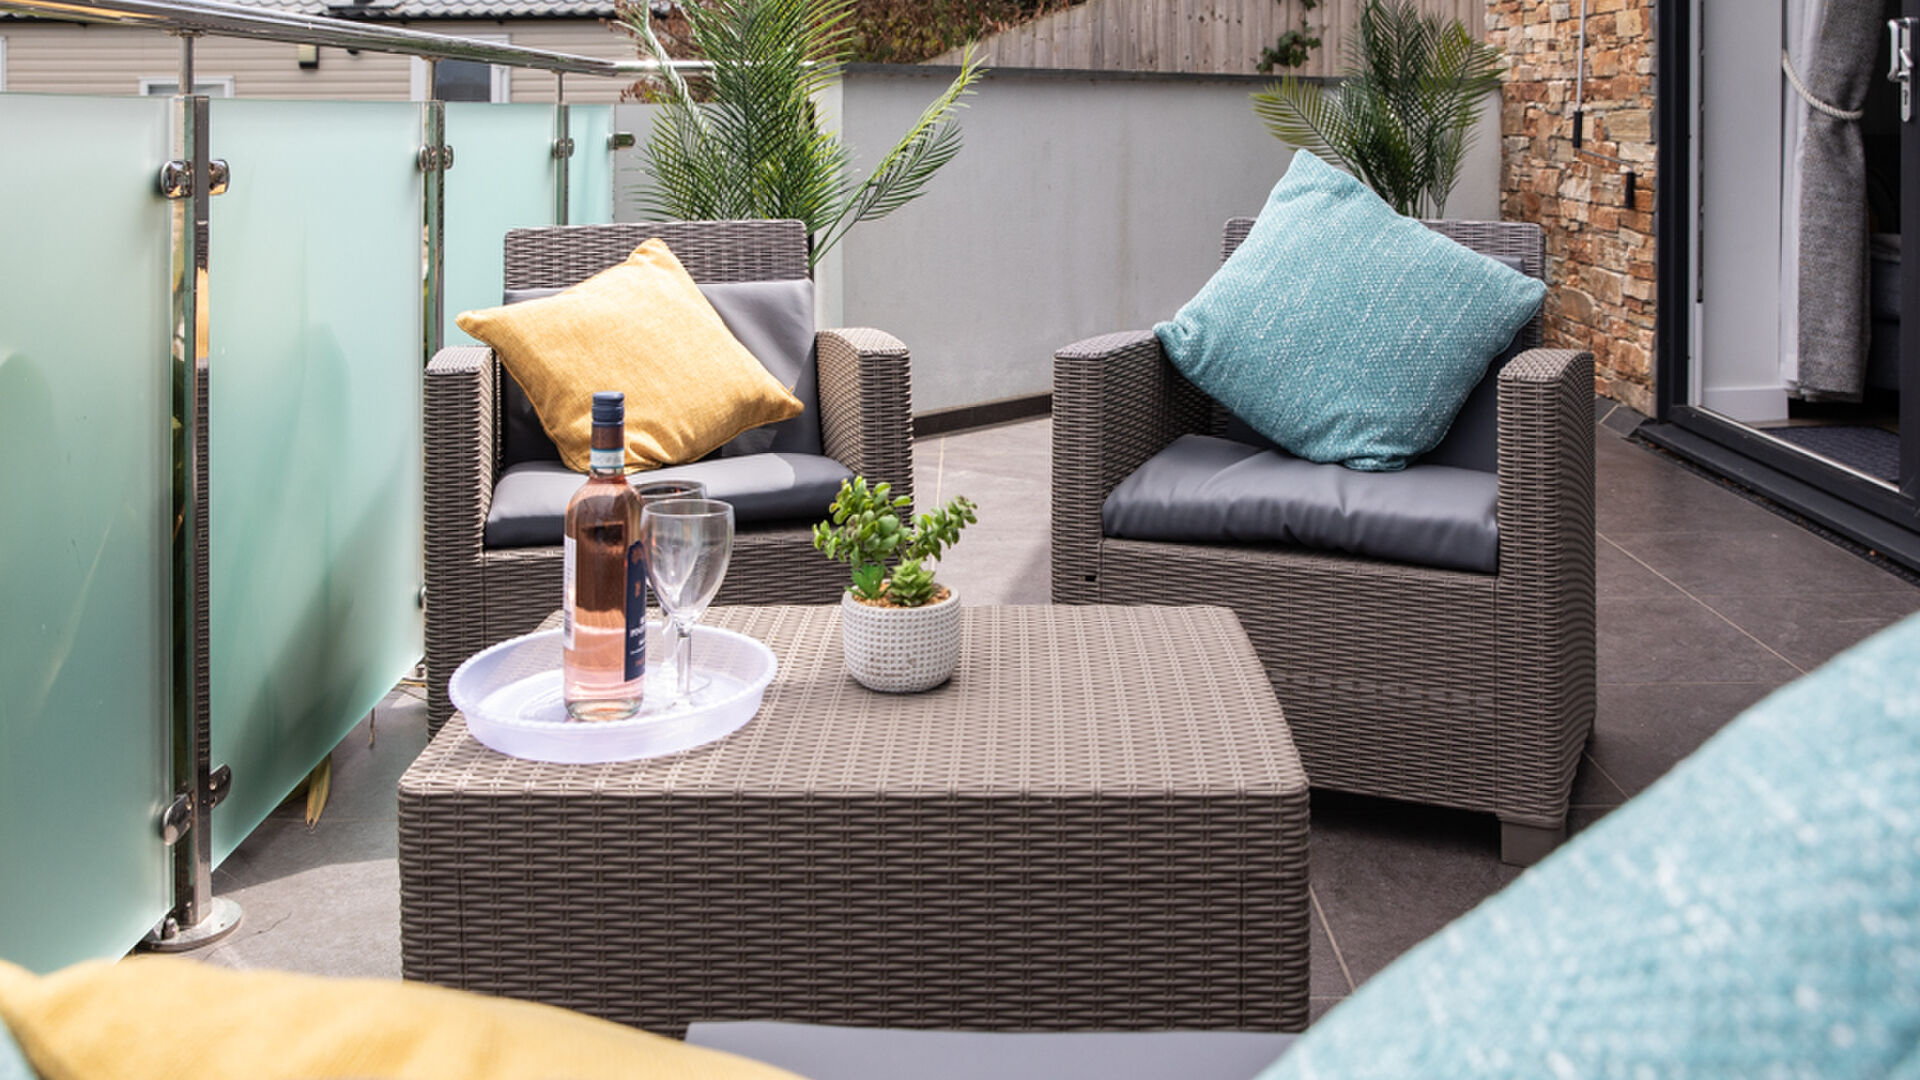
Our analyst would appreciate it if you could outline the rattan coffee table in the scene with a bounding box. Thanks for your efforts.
[398,604,1310,1035]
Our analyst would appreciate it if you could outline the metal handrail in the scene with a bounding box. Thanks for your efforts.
[0,0,706,76]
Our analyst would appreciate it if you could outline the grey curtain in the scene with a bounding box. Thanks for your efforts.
[1793,1,1884,402]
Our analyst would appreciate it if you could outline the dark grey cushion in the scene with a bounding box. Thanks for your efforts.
[498,278,822,467]
[685,1022,1297,1080]
[484,454,852,549]
[1103,434,1499,574]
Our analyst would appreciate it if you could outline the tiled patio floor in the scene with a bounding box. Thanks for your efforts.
[200,407,1920,1027]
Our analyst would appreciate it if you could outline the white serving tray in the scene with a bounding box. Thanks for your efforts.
[448,623,777,764]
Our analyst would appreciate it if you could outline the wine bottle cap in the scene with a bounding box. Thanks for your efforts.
[592,391,625,425]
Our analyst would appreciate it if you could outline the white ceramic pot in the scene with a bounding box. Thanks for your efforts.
[840,585,962,693]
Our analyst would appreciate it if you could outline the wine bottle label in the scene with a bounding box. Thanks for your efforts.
[624,539,647,681]
[561,535,576,650]
[590,446,624,472]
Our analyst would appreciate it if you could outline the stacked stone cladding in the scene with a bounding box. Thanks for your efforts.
[1486,0,1657,413]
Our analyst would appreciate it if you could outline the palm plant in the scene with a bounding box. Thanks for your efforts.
[1251,0,1502,219]
[621,0,985,266]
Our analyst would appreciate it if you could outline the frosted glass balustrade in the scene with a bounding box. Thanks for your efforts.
[569,105,615,227]
[205,99,425,862]
[442,103,616,346]
[0,94,176,972]
[444,102,559,345]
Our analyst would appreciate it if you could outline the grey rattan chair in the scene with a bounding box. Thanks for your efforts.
[424,219,913,731]
[1051,219,1596,865]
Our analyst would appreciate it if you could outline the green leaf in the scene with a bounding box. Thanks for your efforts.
[1250,0,1500,219]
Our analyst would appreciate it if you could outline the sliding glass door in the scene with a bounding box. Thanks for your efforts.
[1650,0,1920,571]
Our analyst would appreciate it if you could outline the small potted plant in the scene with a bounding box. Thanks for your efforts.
[813,477,978,692]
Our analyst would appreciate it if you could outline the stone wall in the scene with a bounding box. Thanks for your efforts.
[1486,0,1657,413]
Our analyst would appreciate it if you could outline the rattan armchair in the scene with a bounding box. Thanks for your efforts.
[424,219,913,731]
[1051,219,1596,865]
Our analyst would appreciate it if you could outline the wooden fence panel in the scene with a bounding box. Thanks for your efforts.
[931,0,1484,76]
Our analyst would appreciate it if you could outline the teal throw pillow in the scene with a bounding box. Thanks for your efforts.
[1259,611,1920,1079]
[1155,152,1545,471]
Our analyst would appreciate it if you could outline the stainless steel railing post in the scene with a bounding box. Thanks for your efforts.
[147,40,241,952]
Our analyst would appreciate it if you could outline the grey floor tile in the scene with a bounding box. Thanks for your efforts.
[1308,997,1345,1026]
[1568,804,1619,838]
[1597,594,1801,685]
[1306,793,1521,988]
[1308,895,1350,997]
[1588,681,1778,796]
[1596,538,1683,600]
[1594,438,1784,535]
[934,419,1052,476]
[1693,590,1920,672]
[1605,526,1905,599]
[201,850,401,979]
[215,811,399,886]
[1570,751,1627,807]
[936,535,1050,606]
[286,690,429,824]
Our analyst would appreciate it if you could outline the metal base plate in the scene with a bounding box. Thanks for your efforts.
[142,897,242,953]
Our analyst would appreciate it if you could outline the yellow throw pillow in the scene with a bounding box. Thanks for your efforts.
[0,956,807,1080]
[456,239,804,472]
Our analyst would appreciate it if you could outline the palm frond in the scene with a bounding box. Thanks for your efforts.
[1251,77,1355,177]
[629,0,980,264]
[815,45,984,260]
[1255,0,1500,218]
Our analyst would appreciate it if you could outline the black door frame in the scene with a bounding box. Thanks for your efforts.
[1647,0,1920,572]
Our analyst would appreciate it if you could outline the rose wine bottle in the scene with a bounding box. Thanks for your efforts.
[563,391,646,720]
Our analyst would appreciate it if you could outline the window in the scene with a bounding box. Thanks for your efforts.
[410,38,510,103]
[139,76,236,97]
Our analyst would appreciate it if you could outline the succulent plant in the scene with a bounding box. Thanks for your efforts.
[813,477,977,606]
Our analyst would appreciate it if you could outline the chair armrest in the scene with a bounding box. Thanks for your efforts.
[424,346,497,568]
[816,327,914,506]
[1495,348,1596,579]
[1493,347,1597,823]
[1051,330,1214,602]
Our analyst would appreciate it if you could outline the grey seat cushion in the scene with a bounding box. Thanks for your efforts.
[498,278,822,467]
[1103,434,1499,574]
[485,453,852,549]
[685,1022,1297,1080]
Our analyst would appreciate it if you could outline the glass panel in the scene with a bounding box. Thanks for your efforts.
[444,102,557,345]
[206,99,424,862]
[569,105,614,226]
[0,93,175,972]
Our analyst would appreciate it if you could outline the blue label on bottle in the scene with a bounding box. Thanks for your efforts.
[625,539,648,681]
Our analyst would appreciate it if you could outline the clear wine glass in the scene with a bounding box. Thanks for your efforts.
[640,497,734,703]
[633,478,707,504]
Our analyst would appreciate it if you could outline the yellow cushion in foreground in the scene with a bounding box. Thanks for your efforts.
[456,239,804,472]
[0,957,805,1080]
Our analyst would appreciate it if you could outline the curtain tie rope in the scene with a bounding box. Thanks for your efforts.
[1781,49,1866,120]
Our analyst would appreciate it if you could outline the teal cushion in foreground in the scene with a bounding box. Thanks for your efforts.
[1155,152,1545,471]
[1261,612,1920,1079]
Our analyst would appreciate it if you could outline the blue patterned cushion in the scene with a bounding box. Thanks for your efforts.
[1155,152,1545,471]
[1260,612,1920,1079]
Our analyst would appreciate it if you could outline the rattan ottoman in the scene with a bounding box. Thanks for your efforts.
[398,604,1311,1035]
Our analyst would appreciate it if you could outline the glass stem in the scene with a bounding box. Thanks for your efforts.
[676,620,694,698]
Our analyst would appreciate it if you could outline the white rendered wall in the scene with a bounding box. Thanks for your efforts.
[615,66,1503,414]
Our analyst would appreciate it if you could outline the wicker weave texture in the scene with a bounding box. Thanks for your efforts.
[503,219,810,288]
[423,221,914,731]
[400,605,1311,1035]
[1052,219,1594,864]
